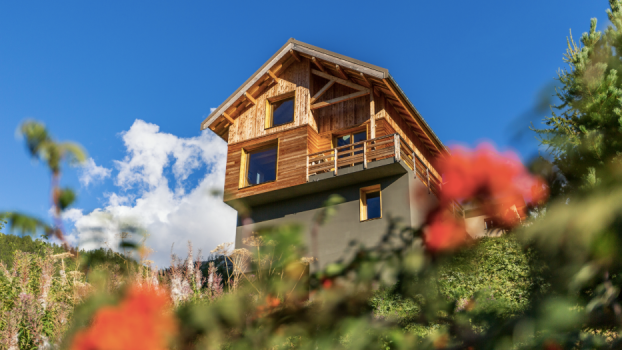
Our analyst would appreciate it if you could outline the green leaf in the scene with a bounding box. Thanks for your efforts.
[58,188,76,210]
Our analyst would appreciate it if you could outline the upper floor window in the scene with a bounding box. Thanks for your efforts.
[360,184,382,221]
[265,92,295,128]
[240,143,278,188]
[335,130,367,158]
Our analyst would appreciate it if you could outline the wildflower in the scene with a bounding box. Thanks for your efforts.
[300,257,316,265]
[243,232,265,247]
[255,295,281,318]
[210,242,233,255]
[70,285,177,350]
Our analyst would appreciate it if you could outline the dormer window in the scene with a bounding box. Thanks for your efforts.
[265,92,295,128]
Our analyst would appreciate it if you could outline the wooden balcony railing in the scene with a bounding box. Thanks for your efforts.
[306,133,464,217]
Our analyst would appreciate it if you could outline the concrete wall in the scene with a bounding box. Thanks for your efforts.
[236,173,415,271]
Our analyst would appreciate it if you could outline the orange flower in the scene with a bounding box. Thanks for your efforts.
[437,143,548,227]
[255,295,282,318]
[424,210,469,252]
[71,285,177,350]
[423,144,548,252]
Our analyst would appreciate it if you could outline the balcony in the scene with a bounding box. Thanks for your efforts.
[306,133,442,195]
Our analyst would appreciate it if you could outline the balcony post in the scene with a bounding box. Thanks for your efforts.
[363,140,367,169]
[306,154,309,182]
[334,148,338,176]
[426,168,430,194]
[394,134,401,161]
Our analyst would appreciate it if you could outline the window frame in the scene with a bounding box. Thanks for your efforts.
[265,91,296,129]
[331,128,368,149]
[238,139,280,189]
[360,184,382,221]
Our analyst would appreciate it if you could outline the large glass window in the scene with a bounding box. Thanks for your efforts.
[266,95,295,128]
[335,130,366,158]
[244,146,277,186]
[360,185,382,221]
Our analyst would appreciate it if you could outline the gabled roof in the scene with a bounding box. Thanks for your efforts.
[201,38,447,156]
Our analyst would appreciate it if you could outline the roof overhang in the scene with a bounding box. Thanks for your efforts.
[201,38,448,156]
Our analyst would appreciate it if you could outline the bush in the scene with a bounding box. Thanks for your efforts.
[437,235,547,317]
[371,235,547,336]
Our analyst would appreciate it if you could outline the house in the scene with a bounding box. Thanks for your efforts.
[200,39,458,270]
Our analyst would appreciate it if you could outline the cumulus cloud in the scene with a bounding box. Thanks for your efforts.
[69,119,237,267]
[79,158,112,186]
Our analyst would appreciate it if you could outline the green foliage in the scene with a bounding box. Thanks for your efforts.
[57,188,76,211]
[370,236,547,337]
[19,120,86,174]
[0,212,52,238]
[0,232,134,274]
[531,0,622,196]
[437,236,547,317]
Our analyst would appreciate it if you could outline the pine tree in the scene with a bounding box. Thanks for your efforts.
[533,0,622,195]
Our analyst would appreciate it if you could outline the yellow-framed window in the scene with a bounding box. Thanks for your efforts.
[265,91,296,129]
[360,184,382,221]
[239,141,279,188]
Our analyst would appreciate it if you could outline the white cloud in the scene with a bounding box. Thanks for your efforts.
[79,158,112,187]
[70,119,237,267]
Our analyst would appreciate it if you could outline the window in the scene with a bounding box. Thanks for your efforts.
[265,92,295,128]
[360,185,382,221]
[239,143,278,187]
[335,130,367,158]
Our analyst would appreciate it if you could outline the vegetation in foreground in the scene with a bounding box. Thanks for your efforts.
[5,1,622,348]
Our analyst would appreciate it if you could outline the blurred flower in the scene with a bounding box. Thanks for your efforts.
[437,144,548,226]
[423,144,548,252]
[70,285,177,350]
[255,295,281,318]
[243,232,265,247]
[300,256,316,265]
[210,242,233,255]
[424,210,469,252]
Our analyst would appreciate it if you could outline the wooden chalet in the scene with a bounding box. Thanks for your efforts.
[201,39,454,268]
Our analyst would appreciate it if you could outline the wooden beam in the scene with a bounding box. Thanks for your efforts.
[267,70,281,84]
[222,112,235,124]
[382,79,435,150]
[311,69,369,92]
[360,73,372,88]
[277,56,296,75]
[289,49,301,62]
[335,65,349,81]
[311,90,369,110]
[245,92,257,105]
[310,79,336,104]
[311,57,326,73]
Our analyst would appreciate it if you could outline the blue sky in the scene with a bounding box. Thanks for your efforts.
[0,0,610,265]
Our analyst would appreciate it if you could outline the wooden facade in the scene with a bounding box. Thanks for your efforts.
[203,39,448,202]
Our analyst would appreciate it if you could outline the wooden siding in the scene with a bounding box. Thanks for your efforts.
[228,59,313,144]
[311,74,371,134]
[224,126,309,201]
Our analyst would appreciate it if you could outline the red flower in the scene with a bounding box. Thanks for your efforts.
[424,210,469,252]
[423,143,548,252]
[255,295,282,318]
[437,143,548,227]
[71,285,177,350]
